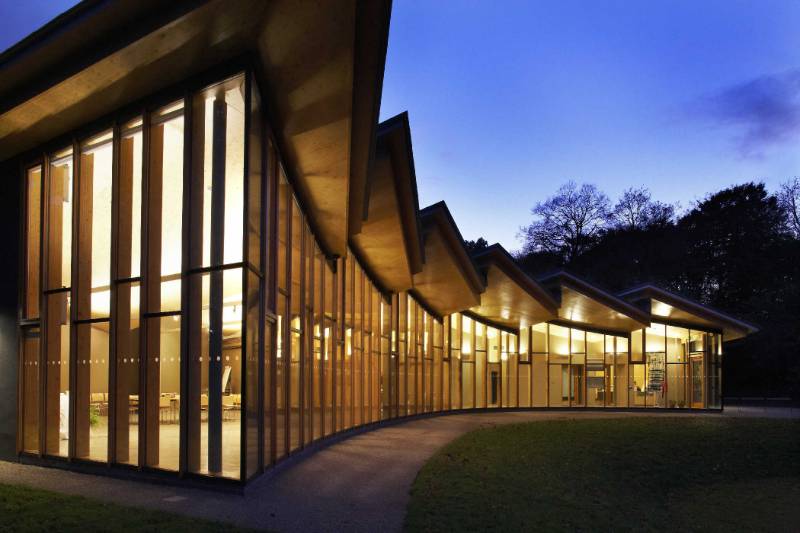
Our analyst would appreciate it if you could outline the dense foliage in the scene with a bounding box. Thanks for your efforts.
[513,181,800,399]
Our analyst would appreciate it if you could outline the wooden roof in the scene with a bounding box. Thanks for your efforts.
[618,284,758,341]
[349,113,424,292]
[412,202,484,316]
[469,244,558,330]
[538,271,651,333]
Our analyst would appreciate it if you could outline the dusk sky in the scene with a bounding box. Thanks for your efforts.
[3,1,800,250]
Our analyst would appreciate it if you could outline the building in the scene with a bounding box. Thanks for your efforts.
[0,0,757,485]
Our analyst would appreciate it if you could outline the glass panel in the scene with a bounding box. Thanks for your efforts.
[505,333,518,408]
[46,148,72,291]
[645,324,666,408]
[475,324,486,408]
[604,336,615,407]
[570,328,585,357]
[371,289,381,420]
[462,362,474,409]
[148,105,183,312]
[263,319,273,465]
[191,75,245,269]
[531,323,547,353]
[277,171,289,291]
[667,363,687,408]
[21,327,40,453]
[708,333,722,409]
[24,166,42,319]
[144,316,181,471]
[380,299,391,420]
[312,250,324,438]
[667,326,689,363]
[44,292,70,457]
[461,316,478,409]
[115,281,140,465]
[185,269,243,478]
[615,336,629,407]
[275,292,287,459]
[485,325,496,362]
[631,329,643,362]
[247,74,262,272]
[646,351,666,408]
[74,321,109,461]
[548,324,569,407]
[586,332,604,407]
[629,364,646,407]
[333,264,352,431]
[646,323,666,354]
[303,233,313,443]
[450,314,461,408]
[119,118,143,279]
[397,294,406,415]
[245,270,260,478]
[519,326,529,362]
[532,352,547,407]
[353,265,362,423]
[323,263,334,434]
[77,130,113,321]
[289,201,302,450]
[518,360,530,408]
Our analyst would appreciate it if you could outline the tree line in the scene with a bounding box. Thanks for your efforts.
[466,179,800,400]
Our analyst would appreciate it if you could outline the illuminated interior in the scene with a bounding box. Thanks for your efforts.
[15,67,734,485]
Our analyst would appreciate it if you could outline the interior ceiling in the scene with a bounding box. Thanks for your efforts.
[470,265,555,329]
[0,0,390,256]
[558,285,646,333]
[649,297,748,340]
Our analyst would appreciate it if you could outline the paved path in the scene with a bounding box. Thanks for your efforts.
[0,408,796,532]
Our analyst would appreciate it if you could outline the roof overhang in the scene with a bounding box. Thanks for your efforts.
[349,113,423,292]
[618,285,758,341]
[412,202,484,316]
[0,0,392,257]
[469,244,558,329]
[539,271,651,333]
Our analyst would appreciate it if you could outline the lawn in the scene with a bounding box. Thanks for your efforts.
[0,482,252,532]
[405,417,800,532]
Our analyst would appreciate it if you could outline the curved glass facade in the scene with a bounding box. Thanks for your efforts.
[16,68,725,484]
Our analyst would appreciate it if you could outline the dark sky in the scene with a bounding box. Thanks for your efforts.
[3,0,800,250]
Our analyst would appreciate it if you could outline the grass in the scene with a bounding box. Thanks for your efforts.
[0,482,253,532]
[405,417,800,532]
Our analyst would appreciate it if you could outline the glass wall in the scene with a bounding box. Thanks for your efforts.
[16,66,727,487]
[628,323,721,409]
[20,71,261,480]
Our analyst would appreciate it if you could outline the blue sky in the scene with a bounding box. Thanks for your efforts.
[3,1,800,250]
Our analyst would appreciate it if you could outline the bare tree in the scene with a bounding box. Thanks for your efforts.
[610,187,676,230]
[778,177,800,238]
[518,181,610,262]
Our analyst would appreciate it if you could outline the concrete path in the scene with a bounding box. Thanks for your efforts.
[0,408,796,532]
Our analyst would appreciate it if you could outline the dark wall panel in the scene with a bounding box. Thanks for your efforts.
[0,159,21,459]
